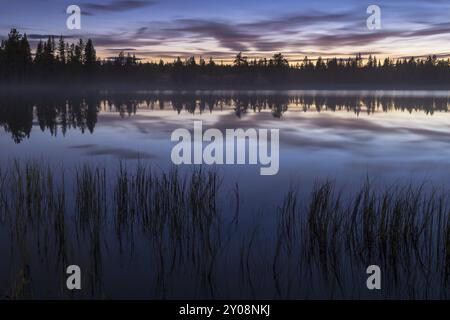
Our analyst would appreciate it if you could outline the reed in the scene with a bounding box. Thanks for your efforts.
[2,160,450,298]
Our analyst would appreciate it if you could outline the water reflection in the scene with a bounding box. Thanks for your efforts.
[1,91,449,143]
[0,94,99,143]
[1,91,450,299]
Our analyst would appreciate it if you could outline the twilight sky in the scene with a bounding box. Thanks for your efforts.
[1,0,450,63]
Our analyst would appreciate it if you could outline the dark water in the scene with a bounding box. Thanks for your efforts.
[1,90,450,299]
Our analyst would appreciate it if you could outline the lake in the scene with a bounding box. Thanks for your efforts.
[1,90,450,299]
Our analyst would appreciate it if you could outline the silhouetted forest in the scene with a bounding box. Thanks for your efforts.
[2,29,450,88]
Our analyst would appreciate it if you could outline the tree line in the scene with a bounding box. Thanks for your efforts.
[2,28,450,87]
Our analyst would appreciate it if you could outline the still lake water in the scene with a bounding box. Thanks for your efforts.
[3,90,450,184]
[1,90,450,299]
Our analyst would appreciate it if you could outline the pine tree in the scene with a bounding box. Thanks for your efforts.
[67,43,74,64]
[233,52,247,67]
[58,36,65,64]
[199,56,206,67]
[4,29,30,79]
[34,40,44,64]
[74,39,84,64]
[43,36,55,65]
[84,39,96,66]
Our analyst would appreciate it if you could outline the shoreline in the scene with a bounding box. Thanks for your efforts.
[2,82,450,94]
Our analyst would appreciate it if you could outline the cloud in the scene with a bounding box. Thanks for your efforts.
[106,48,137,52]
[39,8,450,59]
[163,19,257,52]
[83,0,156,15]
[242,11,358,32]
[308,20,450,49]
[23,4,450,60]
[86,147,154,159]
[132,9,386,55]
[125,6,450,58]
[405,22,450,38]
[6,0,450,61]
[89,36,162,47]
[310,31,405,48]
[69,144,154,159]
[145,11,362,53]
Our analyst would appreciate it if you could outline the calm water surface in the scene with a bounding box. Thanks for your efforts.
[2,90,450,183]
[1,90,450,299]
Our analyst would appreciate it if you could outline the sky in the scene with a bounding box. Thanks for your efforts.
[1,0,450,63]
